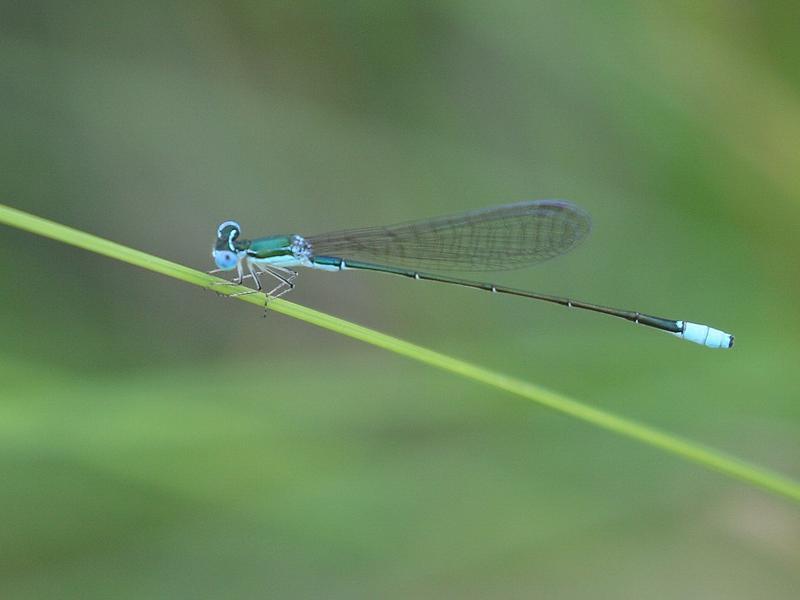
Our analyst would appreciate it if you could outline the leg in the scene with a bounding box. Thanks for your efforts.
[252,263,298,298]
[212,258,299,300]
[250,264,297,315]
[209,259,246,286]
[230,260,295,298]
[229,259,263,297]
[267,265,299,283]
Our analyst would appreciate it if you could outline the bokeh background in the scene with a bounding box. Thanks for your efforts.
[2,1,799,598]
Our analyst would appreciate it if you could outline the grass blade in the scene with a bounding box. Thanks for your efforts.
[1,202,799,503]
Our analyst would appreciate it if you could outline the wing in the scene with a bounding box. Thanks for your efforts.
[306,200,591,272]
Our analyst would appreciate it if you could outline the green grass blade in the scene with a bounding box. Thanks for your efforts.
[1,202,799,503]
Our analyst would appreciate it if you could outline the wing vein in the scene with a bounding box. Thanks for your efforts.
[306,200,591,272]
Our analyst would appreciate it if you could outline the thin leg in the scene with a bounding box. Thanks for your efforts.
[211,273,261,285]
[268,285,294,300]
[211,259,299,301]
[253,263,297,297]
[255,264,294,286]
[250,264,297,314]
[248,261,262,290]
[266,265,299,283]
[209,260,245,286]
[229,260,263,297]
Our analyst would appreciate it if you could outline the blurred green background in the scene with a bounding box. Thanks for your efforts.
[2,1,799,598]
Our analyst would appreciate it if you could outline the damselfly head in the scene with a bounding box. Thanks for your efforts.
[213,220,242,270]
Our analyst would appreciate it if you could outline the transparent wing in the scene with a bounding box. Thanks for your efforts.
[306,200,591,271]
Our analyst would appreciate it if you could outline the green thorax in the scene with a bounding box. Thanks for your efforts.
[235,235,294,259]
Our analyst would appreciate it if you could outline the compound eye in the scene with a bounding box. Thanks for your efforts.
[217,220,241,239]
[213,250,238,270]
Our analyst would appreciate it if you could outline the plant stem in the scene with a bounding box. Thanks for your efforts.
[1,202,799,503]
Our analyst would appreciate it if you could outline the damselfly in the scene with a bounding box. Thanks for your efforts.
[210,200,733,349]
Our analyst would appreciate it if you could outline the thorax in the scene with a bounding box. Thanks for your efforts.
[238,234,312,267]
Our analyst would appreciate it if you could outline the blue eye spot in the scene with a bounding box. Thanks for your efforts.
[213,250,238,270]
